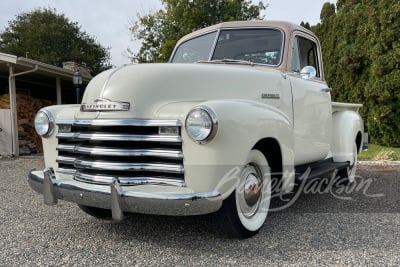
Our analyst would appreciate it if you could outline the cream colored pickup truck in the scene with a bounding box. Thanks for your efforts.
[29,21,364,238]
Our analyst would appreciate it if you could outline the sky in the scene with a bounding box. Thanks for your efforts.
[0,0,335,67]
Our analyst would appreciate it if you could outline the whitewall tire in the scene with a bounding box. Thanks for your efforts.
[217,149,271,238]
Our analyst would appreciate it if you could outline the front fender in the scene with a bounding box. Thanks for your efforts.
[331,110,364,163]
[181,99,295,195]
[37,105,81,169]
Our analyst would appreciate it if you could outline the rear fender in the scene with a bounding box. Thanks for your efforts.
[331,110,364,163]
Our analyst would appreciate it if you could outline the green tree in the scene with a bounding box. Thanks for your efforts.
[130,0,267,63]
[0,8,111,75]
[311,0,400,146]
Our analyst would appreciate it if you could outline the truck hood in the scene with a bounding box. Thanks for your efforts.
[79,63,284,119]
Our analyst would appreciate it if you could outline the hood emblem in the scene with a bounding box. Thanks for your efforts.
[81,99,130,112]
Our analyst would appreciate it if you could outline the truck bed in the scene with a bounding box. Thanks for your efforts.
[332,102,363,113]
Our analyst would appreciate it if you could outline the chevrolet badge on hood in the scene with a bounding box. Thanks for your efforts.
[81,99,130,112]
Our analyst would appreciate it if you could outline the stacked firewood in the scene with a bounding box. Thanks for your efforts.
[0,94,55,154]
[0,94,11,109]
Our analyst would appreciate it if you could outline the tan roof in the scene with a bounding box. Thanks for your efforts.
[176,20,315,46]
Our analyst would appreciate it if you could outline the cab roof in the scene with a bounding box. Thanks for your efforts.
[176,20,315,46]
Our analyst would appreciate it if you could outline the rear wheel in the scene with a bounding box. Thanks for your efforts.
[78,205,112,219]
[217,150,271,238]
[336,142,358,185]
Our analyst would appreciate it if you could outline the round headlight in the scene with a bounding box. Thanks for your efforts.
[34,109,54,137]
[185,106,218,143]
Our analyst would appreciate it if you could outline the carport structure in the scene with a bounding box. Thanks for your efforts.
[0,52,92,156]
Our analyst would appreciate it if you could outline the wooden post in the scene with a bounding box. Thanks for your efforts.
[56,77,62,105]
[8,65,19,156]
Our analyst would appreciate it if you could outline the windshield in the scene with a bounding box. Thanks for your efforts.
[171,28,284,66]
[171,31,217,63]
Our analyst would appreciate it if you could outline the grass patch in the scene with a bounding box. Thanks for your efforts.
[358,144,400,160]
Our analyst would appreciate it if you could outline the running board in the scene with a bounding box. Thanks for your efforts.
[295,158,349,180]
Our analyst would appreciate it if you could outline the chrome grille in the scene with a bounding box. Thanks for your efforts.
[56,119,184,187]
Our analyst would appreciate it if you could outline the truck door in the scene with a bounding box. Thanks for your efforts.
[288,34,332,165]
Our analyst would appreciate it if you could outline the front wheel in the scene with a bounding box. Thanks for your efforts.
[217,150,271,238]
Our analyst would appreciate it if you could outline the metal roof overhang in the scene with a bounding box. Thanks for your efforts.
[0,52,92,82]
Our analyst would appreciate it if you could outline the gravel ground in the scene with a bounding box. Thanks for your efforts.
[0,157,399,266]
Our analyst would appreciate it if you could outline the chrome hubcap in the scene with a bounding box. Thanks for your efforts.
[244,174,261,207]
[239,164,263,218]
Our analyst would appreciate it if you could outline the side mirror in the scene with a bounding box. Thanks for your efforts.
[300,66,317,80]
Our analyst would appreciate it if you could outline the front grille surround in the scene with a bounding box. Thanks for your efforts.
[56,119,185,187]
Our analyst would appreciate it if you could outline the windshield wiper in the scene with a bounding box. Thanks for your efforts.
[197,58,255,66]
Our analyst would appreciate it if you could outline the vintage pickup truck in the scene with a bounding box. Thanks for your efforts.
[29,21,364,238]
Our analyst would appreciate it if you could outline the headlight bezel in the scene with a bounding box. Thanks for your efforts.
[185,106,218,144]
[34,108,55,138]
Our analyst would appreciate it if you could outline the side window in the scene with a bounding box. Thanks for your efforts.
[291,36,320,77]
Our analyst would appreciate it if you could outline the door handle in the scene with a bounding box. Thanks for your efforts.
[320,88,332,93]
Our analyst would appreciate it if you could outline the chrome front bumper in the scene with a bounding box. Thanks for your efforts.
[28,168,222,220]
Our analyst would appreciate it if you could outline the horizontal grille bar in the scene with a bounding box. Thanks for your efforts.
[74,171,186,187]
[57,156,75,165]
[57,119,181,127]
[75,159,184,173]
[57,144,183,159]
[57,156,184,174]
[57,133,182,143]
[58,167,76,175]
[56,168,185,187]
